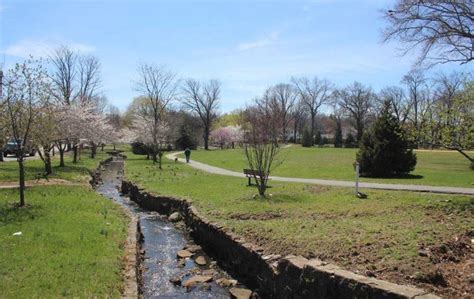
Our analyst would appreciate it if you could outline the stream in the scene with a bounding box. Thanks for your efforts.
[95,156,236,298]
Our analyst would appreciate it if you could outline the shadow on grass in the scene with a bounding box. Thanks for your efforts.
[361,174,424,180]
[0,201,44,225]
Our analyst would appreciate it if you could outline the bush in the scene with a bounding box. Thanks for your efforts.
[131,142,149,155]
[301,127,313,147]
[344,133,356,148]
[357,101,417,177]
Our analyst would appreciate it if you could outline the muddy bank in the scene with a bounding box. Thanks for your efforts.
[122,180,440,299]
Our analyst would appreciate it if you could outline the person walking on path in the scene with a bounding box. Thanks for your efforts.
[184,148,191,163]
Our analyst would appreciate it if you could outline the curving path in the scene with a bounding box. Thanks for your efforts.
[166,152,474,196]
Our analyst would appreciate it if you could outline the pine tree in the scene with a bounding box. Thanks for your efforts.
[175,125,197,150]
[357,101,417,177]
[301,127,313,147]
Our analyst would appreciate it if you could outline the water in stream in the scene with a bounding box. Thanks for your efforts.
[96,157,233,298]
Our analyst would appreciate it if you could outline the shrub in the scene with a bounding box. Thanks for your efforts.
[301,127,313,147]
[344,133,356,148]
[131,142,149,155]
[357,101,417,177]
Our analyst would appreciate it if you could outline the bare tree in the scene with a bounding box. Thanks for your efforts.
[291,99,306,143]
[379,86,410,125]
[402,69,431,145]
[243,107,280,197]
[436,80,473,167]
[49,46,104,163]
[77,55,102,106]
[336,82,375,143]
[49,46,76,105]
[382,0,474,66]
[181,79,220,150]
[254,83,297,143]
[434,71,467,110]
[135,63,178,168]
[2,58,49,206]
[292,77,332,145]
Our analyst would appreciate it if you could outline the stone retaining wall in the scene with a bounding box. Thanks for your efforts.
[121,180,440,299]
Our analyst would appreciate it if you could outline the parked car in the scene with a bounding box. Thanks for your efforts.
[3,138,37,157]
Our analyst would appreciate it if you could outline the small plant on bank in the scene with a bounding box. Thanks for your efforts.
[357,101,417,177]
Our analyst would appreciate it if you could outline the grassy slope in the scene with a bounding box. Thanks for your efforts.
[0,148,129,297]
[125,152,473,289]
[0,150,109,183]
[184,146,474,187]
[0,186,128,298]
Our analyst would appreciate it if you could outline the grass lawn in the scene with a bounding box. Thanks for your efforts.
[0,185,128,298]
[182,146,474,187]
[0,149,109,183]
[125,150,473,296]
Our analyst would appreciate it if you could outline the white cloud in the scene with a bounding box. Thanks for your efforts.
[3,39,95,58]
[237,32,279,52]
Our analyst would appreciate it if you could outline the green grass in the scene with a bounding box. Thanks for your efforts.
[125,151,473,283]
[182,145,474,187]
[0,185,128,298]
[0,149,109,183]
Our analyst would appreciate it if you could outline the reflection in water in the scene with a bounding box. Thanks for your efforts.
[96,158,231,298]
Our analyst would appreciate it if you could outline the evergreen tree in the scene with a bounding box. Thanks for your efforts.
[344,133,356,148]
[334,120,343,148]
[301,127,313,147]
[357,101,417,177]
[175,124,198,150]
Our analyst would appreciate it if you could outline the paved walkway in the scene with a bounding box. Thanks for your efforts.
[166,152,474,196]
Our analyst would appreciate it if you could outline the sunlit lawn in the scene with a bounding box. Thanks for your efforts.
[0,148,110,183]
[182,145,474,187]
[125,150,473,290]
[0,185,128,298]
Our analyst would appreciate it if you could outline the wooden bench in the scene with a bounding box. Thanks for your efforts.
[243,169,268,186]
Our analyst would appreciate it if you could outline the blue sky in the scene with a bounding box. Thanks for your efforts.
[0,0,471,112]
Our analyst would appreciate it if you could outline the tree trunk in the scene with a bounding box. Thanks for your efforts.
[73,146,78,163]
[0,150,3,162]
[310,112,316,146]
[59,149,65,167]
[101,144,105,151]
[18,156,25,206]
[44,151,52,175]
[204,128,210,150]
[356,120,364,145]
[91,144,97,159]
[454,148,474,168]
[158,152,163,170]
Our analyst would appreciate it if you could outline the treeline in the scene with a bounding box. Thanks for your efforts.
[115,65,472,170]
[0,47,122,205]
